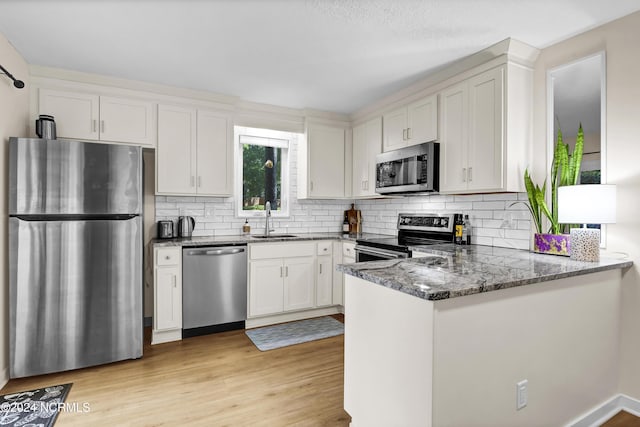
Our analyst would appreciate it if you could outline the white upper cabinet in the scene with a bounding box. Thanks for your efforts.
[298,121,347,199]
[196,110,233,196]
[156,105,233,196]
[382,107,407,152]
[39,89,99,140]
[439,64,531,194]
[352,117,382,198]
[440,82,469,192]
[157,105,196,195]
[382,94,438,152]
[38,89,155,146]
[407,95,438,146]
[99,96,155,145]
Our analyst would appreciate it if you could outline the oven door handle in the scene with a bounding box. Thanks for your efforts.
[355,245,409,259]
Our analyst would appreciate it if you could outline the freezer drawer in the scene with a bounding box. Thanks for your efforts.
[9,137,142,215]
[182,246,247,333]
[9,216,143,378]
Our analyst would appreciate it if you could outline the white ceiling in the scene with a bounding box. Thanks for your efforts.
[1,0,639,114]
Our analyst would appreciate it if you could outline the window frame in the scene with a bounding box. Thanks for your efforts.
[235,126,291,218]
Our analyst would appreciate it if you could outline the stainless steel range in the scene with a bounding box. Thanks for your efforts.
[355,213,457,262]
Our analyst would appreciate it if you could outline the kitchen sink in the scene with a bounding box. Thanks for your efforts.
[250,234,298,239]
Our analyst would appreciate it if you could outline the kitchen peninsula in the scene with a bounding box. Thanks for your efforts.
[339,245,632,427]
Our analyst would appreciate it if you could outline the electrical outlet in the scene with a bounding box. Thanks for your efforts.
[516,379,528,410]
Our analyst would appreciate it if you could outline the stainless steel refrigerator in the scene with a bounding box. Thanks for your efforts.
[9,137,143,378]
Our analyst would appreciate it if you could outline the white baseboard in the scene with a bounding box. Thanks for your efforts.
[0,367,8,390]
[567,394,640,427]
[151,328,182,345]
[246,306,340,329]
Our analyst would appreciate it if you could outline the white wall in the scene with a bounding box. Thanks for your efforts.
[533,10,640,400]
[0,33,29,387]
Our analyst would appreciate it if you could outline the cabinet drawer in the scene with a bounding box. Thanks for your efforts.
[156,247,181,266]
[249,242,315,260]
[317,241,333,255]
[343,242,356,257]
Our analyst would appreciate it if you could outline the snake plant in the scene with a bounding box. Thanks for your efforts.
[519,124,584,234]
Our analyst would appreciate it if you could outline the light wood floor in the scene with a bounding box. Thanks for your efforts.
[602,410,640,427]
[1,317,350,426]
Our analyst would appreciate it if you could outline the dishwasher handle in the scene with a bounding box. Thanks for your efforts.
[185,247,246,256]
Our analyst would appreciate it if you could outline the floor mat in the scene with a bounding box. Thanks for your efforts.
[245,316,344,351]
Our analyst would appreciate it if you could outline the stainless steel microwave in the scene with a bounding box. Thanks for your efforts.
[375,142,439,194]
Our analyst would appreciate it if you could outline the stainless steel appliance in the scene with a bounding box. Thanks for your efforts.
[35,114,57,139]
[182,245,247,337]
[157,220,174,239]
[9,137,143,378]
[355,213,455,262]
[375,142,439,194]
[178,215,195,237]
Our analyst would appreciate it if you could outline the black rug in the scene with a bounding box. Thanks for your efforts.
[0,383,72,427]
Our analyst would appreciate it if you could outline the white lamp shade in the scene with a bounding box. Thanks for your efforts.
[558,184,617,224]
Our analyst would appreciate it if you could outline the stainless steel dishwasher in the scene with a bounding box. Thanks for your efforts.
[182,245,247,337]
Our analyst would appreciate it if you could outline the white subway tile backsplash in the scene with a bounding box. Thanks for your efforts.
[444,202,473,211]
[482,219,504,229]
[474,236,493,246]
[454,194,484,202]
[483,193,518,201]
[475,228,505,238]
[472,201,506,210]
[504,229,531,240]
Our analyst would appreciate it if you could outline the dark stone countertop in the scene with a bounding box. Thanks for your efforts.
[151,232,390,248]
[338,243,633,301]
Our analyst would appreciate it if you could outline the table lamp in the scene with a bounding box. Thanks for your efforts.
[558,184,616,262]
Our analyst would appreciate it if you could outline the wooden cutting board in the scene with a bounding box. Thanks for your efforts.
[346,204,361,233]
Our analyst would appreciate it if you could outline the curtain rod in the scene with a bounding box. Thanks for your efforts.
[0,64,25,89]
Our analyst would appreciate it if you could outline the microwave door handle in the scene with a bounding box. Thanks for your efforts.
[408,157,417,184]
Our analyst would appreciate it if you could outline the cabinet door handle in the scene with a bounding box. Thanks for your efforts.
[310,181,314,191]
[92,119,97,132]
[402,128,407,141]
[285,266,289,277]
[407,127,412,139]
[463,168,467,182]
[172,275,177,288]
[197,176,202,187]
[320,263,323,274]
[280,266,283,277]
[468,167,473,182]
[100,120,105,133]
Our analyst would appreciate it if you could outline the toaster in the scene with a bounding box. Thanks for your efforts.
[157,221,174,239]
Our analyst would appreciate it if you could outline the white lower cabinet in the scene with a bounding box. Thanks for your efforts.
[338,241,356,307]
[283,257,315,311]
[316,241,334,307]
[248,241,341,320]
[152,247,182,344]
[248,242,316,318]
[249,259,285,317]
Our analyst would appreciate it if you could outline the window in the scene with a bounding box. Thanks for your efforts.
[235,127,291,217]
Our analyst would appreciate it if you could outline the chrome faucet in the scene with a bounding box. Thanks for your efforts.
[264,201,274,237]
